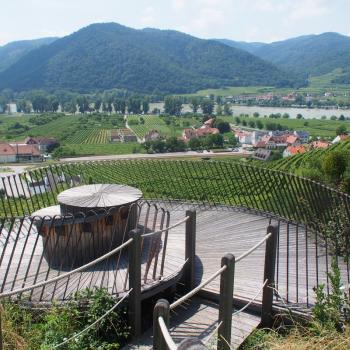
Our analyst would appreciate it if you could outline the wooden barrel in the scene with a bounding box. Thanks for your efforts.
[32,184,142,268]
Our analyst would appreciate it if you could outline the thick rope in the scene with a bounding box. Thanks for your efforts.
[158,316,178,350]
[170,265,227,310]
[232,279,268,316]
[141,216,189,238]
[53,289,132,349]
[205,321,222,345]
[0,238,133,299]
[236,233,271,263]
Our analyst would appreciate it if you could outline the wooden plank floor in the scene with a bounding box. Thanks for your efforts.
[123,297,260,350]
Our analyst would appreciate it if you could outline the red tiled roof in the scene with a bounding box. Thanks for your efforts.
[286,135,299,144]
[312,141,330,149]
[0,143,16,156]
[286,145,307,156]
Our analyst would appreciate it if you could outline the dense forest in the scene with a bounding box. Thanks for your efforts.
[218,32,350,78]
[0,23,298,94]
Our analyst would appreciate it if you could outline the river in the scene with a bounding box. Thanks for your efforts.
[150,103,350,119]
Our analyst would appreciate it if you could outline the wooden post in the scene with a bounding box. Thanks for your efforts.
[153,299,170,350]
[218,253,235,350]
[128,229,142,339]
[261,225,278,328]
[0,306,3,350]
[184,210,196,291]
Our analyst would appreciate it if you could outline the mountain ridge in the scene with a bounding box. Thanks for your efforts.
[0,22,299,93]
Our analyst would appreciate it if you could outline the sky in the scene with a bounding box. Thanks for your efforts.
[1,0,350,46]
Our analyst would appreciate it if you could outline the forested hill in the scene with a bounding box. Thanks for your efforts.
[0,23,299,94]
[0,37,58,73]
[218,33,350,79]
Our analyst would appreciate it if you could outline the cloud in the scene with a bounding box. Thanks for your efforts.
[140,5,156,26]
[288,0,330,20]
[172,0,186,11]
[192,7,225,32]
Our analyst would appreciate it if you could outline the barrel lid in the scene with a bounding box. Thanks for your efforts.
[57,184,142,208]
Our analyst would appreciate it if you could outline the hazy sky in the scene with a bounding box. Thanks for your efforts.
[1,0,350,45]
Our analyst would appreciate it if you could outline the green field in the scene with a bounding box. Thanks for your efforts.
[127,115,201,138]
[57,143,143,156]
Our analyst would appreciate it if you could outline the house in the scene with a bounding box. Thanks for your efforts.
[332,134,349,144]
[202,118,215,128]
[251,131,268,146]
[183,127,219,142]
[234,130,252,144]
[311,140,330,149]
[25,137,59,152]
[111,129,138,143]
[283,145,307,158]
[143,130,162,143]
[0,142,42,163]
[0,143,17,163]
[252,148,271,161]
[286,135,300,147]
[293,131,309,144]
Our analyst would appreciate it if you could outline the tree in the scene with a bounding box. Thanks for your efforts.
[190,97,200,113]
[282,113,290,119]
[76,96,89,114]
[165,137,185,152]
[256,120,264,129]
[0,96,7,113]
[296,113,303,119]
[142,98,150,114]
[336,125,347,136]
[201,99,214,115]
[95,99,102,112]
[216,104,223,116]
[223,103,232,116]
[228,135,237,147]
[248,120,256,128]
[214,119,230,133]
[188,137,202,150]
[253,112,260,118]
[32,94,49,113]
[164,96,182,116]
[322,151,348,183]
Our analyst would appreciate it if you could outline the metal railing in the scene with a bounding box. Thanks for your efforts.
[153,225,278,350]
[0,160,349,229]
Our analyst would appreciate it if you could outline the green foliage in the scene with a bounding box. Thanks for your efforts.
[214,119,230,133]
[322,151,348,183]
[312,258,349,332]
[1,288,129,350]
[0,23,296,93]
[336,125,347,135]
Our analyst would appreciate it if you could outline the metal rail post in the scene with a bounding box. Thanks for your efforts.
[261,225,278,328]
[153,299,170,350]
[128,229,142,339]
[185,210,196,292]
[218,253,235,350]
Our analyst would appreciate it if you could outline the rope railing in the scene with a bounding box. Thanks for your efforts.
[158,316,178,350]
[236,233,272,263]
[232,279,268,317]
[170,265,227,310]
[140,216,189,238]
[53,289,132,349]
[0,238,133,299]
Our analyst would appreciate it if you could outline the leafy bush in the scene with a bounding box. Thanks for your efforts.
[1,288,130,350]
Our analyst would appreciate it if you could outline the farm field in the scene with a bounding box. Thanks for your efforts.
[59,143,143,156]
[127,115,201,139]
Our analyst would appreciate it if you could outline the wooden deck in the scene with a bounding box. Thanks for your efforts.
[2,201,349,347]
[123,297,260,350]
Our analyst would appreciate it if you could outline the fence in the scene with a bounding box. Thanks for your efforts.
[0,160,349,229]
[152,225,278,350]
